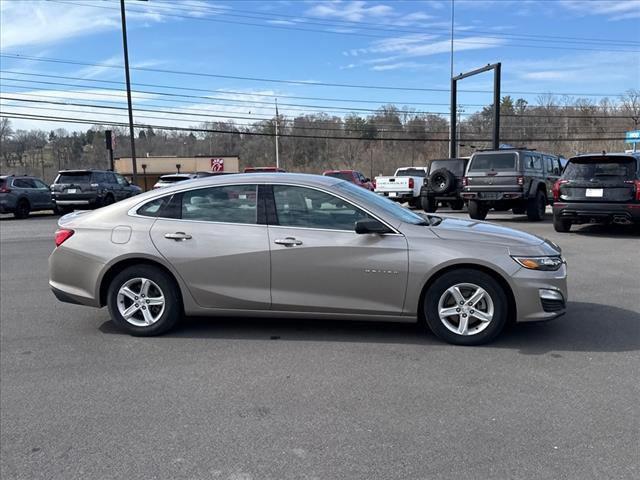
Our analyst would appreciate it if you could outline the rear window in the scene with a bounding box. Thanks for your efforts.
[56,172,92,183]
[396,169,426,177]
[469,153,517,171]
[563,157,637,181]
[324,172,354,181]
[430,160,466,176]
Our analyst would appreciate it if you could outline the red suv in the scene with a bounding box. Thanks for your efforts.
[323,170,374,191]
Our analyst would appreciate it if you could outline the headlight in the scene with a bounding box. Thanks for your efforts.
[512,256,564,271]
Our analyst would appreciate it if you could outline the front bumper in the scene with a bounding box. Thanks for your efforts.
[553,202,640,224]
[512,263,568,322]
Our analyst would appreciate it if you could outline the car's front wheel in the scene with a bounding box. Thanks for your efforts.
[424,269,508,345]
[107,265,182,336]
[553,215,572,232]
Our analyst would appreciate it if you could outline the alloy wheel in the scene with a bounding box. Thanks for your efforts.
[116,277,165,327]
[437,282,494,336]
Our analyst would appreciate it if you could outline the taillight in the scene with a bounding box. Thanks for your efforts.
[516,176,524,186]
[627,179,640,201]
[54,229,74,247]
[462,176,468,187]
[408,178,414,189]
[0,186,10,193]
[552,179,568,202]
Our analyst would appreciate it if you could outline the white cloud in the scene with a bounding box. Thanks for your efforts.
[371,62,427,71]
[521,71,574,81]
[559,0,640,20]
[306,1,394,22]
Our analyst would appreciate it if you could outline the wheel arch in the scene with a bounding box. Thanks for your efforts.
[417,263,517,325]
[99,257,184,308]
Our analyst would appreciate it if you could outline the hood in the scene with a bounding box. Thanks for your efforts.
[429,216,551,250]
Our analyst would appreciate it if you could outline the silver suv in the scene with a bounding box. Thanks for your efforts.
[461,149,563,221]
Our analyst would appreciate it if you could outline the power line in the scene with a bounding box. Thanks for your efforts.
[0,53,628,97]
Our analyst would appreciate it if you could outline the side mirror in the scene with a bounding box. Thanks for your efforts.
[355,218,392,234]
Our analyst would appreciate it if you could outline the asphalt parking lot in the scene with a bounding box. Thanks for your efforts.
[1,209,638,480]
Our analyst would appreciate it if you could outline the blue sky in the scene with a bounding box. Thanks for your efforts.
[1,0,639,132]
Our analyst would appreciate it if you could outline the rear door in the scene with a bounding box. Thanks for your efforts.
[148,183,271,310]
[559,156,637,203]
[53,171,94,201]
[267,184,408,315]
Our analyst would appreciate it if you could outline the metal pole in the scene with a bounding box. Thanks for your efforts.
[450,77,457,158]
[120,0,137,184]
[493,62,501,150]
[449,0,455,158]
[275,99,280,169]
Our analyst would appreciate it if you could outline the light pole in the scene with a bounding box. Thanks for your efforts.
[141,163,147,191]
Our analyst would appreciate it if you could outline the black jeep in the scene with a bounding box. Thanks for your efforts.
[461,148,563,221]
[419,158,469,212]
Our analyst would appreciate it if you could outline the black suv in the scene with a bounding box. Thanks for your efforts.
[51,169,142,213]
[461,148,563,221]
[419,158,469,212]
[552,152,640,232]
[0,175,54,218]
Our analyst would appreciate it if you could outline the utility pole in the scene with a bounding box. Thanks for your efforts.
[275,99,280,169]
[120,0,138,184]
[449,0,455,158]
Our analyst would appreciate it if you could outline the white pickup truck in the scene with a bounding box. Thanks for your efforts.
[374,167,429,207]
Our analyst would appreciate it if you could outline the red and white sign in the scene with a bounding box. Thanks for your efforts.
[211,158,224,172]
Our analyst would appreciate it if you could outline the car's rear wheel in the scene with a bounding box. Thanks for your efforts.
[553,215,572,232]
[526,190,546,221]
[14,199,30,219]
[468,200,488,220]
[421,196,438,213]
[107,265,182,336]
[102,194,115,207]
[424,269,508,345]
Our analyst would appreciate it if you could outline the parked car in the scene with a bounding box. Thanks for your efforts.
[51,169,142,213]
[420,158,470,212]
[552,152,640,232]
[374,167,428,208]
[0,175,54,218]
[461,148,563,221]
[49,173,567,346]
[153,172,216,189]
[244,166,286,173]
[323,170,374,190]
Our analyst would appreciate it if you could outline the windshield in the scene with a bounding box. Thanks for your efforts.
[56,172,92,183]
[395,168,426,177]
[430,160,466,176]
[325,172,354,181]
[469,153,517,171]
[563,157,637,181]
[333,181,427,225]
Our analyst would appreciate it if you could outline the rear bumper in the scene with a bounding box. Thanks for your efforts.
[461,190,524,201]
[376,191,415,200]
[553,202,640,223]
[52,192,100,207]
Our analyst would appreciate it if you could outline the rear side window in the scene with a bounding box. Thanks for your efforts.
[12,178,35,188]
[137,197,169,217]
[563,158,637,181]
[469,153,517,171]
[181,185,257,224]
[325,172,354,181]
[56,172,92,184]
[524,154,542,170]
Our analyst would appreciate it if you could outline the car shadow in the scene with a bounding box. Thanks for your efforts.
[99,301,639,354]
[568,223,640,238]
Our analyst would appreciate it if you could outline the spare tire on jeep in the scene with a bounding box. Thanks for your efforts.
[429,168,456,194]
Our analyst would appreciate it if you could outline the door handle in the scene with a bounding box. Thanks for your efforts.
[165,232,192,241]
[274,237,303,246]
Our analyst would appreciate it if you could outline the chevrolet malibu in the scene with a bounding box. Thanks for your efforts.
[49,173,567,345]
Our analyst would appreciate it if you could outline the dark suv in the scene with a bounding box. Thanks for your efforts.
[51,169,141,213]
[552,152,640,232]
[461,149,563,221]
[419,158,469,212]
[0,175,54,218]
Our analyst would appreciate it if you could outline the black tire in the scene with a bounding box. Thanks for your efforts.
[429,169,456,194]
[526,190,546,221]
[55,205,72,215]
[408,198,421,209]
[553,215,572,232]
[468,200,488,220]
[421,195,438,213]
[107,265,182,336]
[449,199,464,210]
[424,269,508,346]
[14,199,30,219]
[512,206,525,215]
[102,194,115,207]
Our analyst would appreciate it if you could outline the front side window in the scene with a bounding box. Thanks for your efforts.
[33,179,49,189]
[181,184,257,224]
[115,174,128,186]
[273,185,373,231]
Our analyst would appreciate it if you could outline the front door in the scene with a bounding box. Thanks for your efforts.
[149,184,271,310]
[267,185,408,315]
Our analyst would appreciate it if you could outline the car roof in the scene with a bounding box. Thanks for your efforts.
[570,152,640,160]
[58,169,107,173]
